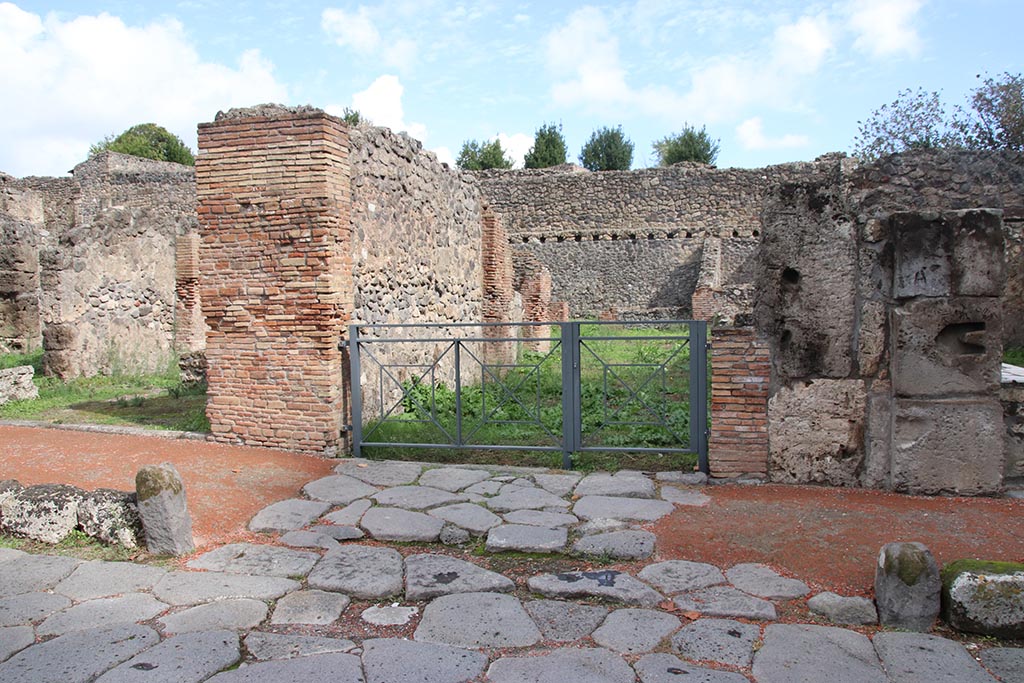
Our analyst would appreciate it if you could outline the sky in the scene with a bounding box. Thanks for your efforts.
[1,0,1021,177]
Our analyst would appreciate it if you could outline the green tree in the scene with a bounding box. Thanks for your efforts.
[652,124,720,165]
[956,72,1024,152]
[456,138,513,170]
[523,123,567,168]
[579,126,633,171]
[89,123,195,165]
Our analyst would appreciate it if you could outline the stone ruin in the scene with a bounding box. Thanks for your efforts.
[1,103,1021,495]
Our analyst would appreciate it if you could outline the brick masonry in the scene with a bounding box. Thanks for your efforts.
[709,326,770,477]
[196,108,352,455]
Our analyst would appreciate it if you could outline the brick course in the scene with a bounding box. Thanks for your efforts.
[708,326,770,477]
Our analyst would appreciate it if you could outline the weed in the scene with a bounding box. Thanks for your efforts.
[1005,347,1024,366]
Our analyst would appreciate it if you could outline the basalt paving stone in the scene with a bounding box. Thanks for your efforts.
[321,499,373,526]
[306,545,404,599]
[405,553,514,600]
[0,553,81,597]
[206,652,364,683]
[486,524,567,553]
[573,495,674,522]
[638,560,727,594]
[37,592,168,636]
[725,563,810,599]
[0,626,34,663]
[0,548,26,564]
[311,524,365,540]
[573,530,656,560]
[655,471,710,485]
[0,623,159,683]
[523,599,609,642]
[577,518,631,535]
[153,571,299,606]
[503,509,579,527]
[335,459,423,486]
[807,591,878,625]
[427,502,503,534]
[486,647,636,683]
[486,486,570,512]
[270,589,350,625]
[417,467,492,492]
[54,560,167,601]
[660,487,712,506]
[243,631,356,660]
[673,586,778,620]
[527,570,665,607]
[574,472,656,498]
[248,499,331,533]
[302,475,379,506]
[0,591,72,626]
[278,529,340,550]
[371,485,468,510]
[634,653,751,683]
[533,472,583,497]
[414,591,541,648]
[94,630,241,683]
[464,480,503,496]
[360,507,443,542]
[362,638,489,683]
[981,647,1024,683]
[159,598,268,634]
[753,624,887,683]
[362,605,418,626]
[187,543,320,577]
[591,608,682,654]
[873,632,998,683]
[670,617,760,668]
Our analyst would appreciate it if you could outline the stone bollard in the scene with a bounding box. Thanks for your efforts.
[874,541,941,631]
[136,463,195,556]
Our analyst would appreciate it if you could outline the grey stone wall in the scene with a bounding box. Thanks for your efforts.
[348,126,484,419]
[0,176,44,352]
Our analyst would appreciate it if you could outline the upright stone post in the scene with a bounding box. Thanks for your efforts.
[196,105,352,455]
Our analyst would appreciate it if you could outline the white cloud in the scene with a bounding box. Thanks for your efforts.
[496,132,532,169]
[0,4,287,177]
[431,145,455,167]
[736,117,809,150]
[847,0,924,58]
[342,74,427,142]
[321,5,417,71]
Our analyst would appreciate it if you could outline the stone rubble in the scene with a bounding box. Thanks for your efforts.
[0,459,1018,682]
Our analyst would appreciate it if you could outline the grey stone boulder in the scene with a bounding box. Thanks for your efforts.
[725,562,809,599]
[206,652,364,683]
[414,592,541,648]
[418,467,492,491]
[307,545,403,599]
[941,559,1024,639]
[670,617,759,667]
[487,647,635,683]
[271,589,349,625]
[573,530,655,560]
[672,586,777,620]
[362,638,488,683]
[635,653,749,683]
[77,489,142,548]
[0,366,37,405]
[752,624,887,683]
[523,599,609,642]
[136,463,195,555]
[187,543,319,577]
[873,631,998,683]
[361,506,443,542]
[335,459,422,486]
[574,472,655,498]
[807,591,878,625]
[875,541,941,631]
[0,623,159,683]
[486,524,567,553]
[0,483,84,543]
[94,630,241,683]
[591,608,681,654]
[243,632,355,660]
[638,560,726,594]
[302,475,377,505]
[527,570,664,607]
[248,498,330,533]
[405,553,514,599]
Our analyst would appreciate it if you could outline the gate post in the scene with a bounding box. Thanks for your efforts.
[708,326,770,477]
[560,322,580,468]
[689,321,709,473]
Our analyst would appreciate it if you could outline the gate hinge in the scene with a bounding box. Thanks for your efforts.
[338,340,349,350]
[706,340,712,350]
[340,424,352,433]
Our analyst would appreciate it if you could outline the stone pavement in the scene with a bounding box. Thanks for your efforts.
[0,459,1020,682]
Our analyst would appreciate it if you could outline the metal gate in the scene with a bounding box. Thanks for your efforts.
[345,320,708,471]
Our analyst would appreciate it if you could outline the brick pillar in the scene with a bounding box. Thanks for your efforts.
[174,232,204,353]
[514,255,552,353]
[196,108,352,455]
[481,207,516,366]
[709,326,769,477]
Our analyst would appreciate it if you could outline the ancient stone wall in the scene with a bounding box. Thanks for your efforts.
[0,176,43,352]
[691,237,758,325]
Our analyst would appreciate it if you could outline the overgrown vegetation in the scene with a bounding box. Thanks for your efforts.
[653,124,720,165]
[1005,347,1024,366]
[90,123,195,166]
[0,350,209,433]
[361,324,704,471]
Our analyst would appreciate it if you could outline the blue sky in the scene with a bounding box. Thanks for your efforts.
[1,1,1020,177]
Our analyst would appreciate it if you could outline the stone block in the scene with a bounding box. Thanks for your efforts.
[861,382,892,489]
[0,366,37,405]
[136,463,194,555]
[77,489,142,548]
[0,483,84,543]
[891,297,1003,398]
[892,209,1005,299]
[891,398,1004,496]
[875,542,941,632]
[768,379,867,486]
[941,559,1024,639]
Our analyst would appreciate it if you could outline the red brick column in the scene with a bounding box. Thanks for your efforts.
[709,326,769,477]
[481,208,516,365]
[196,109,352,455]
[174,232,204,353]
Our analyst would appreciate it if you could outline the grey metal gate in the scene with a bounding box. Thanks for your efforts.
[344,320,708,471]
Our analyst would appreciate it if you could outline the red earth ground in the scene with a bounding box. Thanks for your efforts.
[1,424,1021,594]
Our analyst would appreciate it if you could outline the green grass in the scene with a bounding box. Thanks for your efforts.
[0,351,209,433]
[360,323,706,471]
[0,348,43,372]
[1005,347,1024,367]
